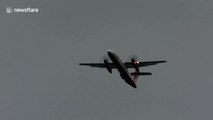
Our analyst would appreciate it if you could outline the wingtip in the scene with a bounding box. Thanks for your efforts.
[162,60,167,63]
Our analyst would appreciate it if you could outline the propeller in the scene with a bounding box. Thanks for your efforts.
[127,55,140,82]
[127,55,139,62]
[100,55,112,73]
[100,55,111,63]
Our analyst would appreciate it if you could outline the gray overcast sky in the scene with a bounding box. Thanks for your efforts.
[0,0,213,120]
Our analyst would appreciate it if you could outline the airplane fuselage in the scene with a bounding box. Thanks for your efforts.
[79,50,166,88]
[107,50,137,88]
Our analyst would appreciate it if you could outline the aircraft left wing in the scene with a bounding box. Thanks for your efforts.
[125,60,167,68]
[79,63,116,68]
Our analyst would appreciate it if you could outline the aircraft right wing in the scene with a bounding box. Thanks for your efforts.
[125,60,167,68]
[79,63,116,68]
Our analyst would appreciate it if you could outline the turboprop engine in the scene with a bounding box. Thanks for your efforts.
[131,58,139,73]
[131,58,140,81]
[104,59,112,73]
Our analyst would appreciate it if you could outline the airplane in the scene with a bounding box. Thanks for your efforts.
[79,50,166,88]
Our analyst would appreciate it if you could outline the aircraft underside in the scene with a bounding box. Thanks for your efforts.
[79,50,166,88]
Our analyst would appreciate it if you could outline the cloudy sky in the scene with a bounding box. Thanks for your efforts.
[0,0,213,120]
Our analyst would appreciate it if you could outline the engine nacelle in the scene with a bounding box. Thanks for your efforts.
[104,59,112,73]
[131,58,139,72]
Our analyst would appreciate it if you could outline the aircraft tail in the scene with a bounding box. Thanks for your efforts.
[130,72,152,76]
[131,72,152,83]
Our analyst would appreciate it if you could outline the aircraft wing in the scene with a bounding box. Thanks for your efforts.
[79,60,166,68]
[79,63,116,68]
[125,60,167,68]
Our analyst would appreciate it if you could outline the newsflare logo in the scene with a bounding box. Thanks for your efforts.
[6,7,39,13]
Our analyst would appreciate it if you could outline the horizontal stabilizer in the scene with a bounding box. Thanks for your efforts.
[131,72,152,76]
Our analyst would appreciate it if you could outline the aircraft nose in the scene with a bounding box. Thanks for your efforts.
[107,49,112,52]
[107,50,113,56]
[107,49,116,55]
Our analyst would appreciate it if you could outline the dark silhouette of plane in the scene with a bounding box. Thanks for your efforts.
[79,50,166,88]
